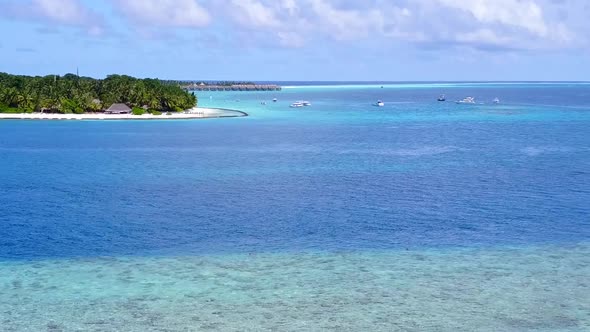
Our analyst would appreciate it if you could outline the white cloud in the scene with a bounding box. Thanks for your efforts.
[229,0,281,28]
[455,29,514,46]
[105,0,586,51]
[4,0,586,54]
[34,0,91,25]
[281,0,299,16]
[436,0,549,37]
[306,0,381,40]
[0,0,104,35]
[114,0,211,28]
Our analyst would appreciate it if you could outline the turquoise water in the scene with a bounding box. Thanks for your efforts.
[1,83,589,330]
[2,245,589,331]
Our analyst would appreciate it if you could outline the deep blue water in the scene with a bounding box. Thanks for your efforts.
[1,83,589,260]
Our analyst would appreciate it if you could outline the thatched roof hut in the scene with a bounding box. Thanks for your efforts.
[105,103,131,114]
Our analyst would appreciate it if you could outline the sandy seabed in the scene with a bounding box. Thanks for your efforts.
[1,244,589,331]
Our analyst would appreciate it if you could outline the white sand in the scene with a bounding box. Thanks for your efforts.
[0,107,246,120]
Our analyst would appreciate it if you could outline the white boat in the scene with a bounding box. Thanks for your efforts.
[437,94,446,101]
[456,97,476,104]
[272,98,277,102]
[493,97,500,104]
[291,101,311,107]
[374,100,385,107]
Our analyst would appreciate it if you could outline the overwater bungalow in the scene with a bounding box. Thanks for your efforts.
[187,84,282,92]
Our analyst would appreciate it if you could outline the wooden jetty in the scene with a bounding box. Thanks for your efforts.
[183,83,282,92]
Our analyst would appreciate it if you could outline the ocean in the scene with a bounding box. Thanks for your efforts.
[1,83,589,331]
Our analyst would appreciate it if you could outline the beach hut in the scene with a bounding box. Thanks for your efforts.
[105,103,131,114]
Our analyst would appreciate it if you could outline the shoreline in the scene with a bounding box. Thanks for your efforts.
[0,107,247,121]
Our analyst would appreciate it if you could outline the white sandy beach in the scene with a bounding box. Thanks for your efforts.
[0,107,246,120]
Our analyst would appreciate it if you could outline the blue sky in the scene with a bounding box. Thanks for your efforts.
[0,0,589,81]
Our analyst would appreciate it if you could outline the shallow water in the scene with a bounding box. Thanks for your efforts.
[1,82,589,330]
[2,244,589,331]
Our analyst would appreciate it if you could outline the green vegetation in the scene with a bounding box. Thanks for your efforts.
[0,72,197,114]
[0,104,22,113]
[132,107,145,115]
[151,110,162,116]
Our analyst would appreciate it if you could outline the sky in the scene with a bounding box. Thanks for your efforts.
[0,0,589,81]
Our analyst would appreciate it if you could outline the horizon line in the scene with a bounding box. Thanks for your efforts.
[2,72,589,83]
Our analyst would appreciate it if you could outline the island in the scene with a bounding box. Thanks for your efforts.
[0,72,246,120]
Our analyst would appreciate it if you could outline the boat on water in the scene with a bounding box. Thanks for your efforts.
[374,100,385,107]
[437,94,446,101]
[290,101,311,108]
[272,98,277,102]
[456,97,476,104]
[493,97,500,104]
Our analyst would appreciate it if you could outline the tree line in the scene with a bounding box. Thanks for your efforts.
[0,72,197,114]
